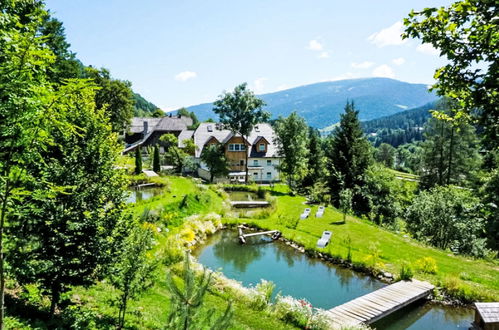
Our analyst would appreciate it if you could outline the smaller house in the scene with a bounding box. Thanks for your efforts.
[123,115,193,153]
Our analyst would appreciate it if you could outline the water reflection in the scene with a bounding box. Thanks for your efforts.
[126,187,163,203]
[194,230,474,328]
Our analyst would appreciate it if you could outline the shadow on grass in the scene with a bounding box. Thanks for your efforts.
[330,221,346,225]
[5,293,118,329]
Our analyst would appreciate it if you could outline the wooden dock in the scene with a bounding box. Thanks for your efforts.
[326,279,435,326]
[230,201,270,208]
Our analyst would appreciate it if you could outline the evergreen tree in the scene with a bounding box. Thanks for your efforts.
[135,147,143,174]
[419,113,481,189]
[376,143,396,168]
[302,127,327,188]
[326,101,372,210]
[153,145,161,172]
[274,112,310,191]
[166,252,233,329]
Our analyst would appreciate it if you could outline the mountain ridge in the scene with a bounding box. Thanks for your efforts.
[184,78,438,128]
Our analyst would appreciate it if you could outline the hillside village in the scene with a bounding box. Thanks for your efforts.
[1,1,498,330]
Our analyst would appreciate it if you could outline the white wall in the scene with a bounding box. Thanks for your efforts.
[248,158,280,182]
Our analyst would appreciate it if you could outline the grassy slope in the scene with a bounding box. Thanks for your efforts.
[225,184,499,302]
[70,176,296,330]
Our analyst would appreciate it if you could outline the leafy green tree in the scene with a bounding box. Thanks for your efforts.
[200,144,229,183]
[135,147,143,174]
[7,82,130,315]
[39,16,83,83]
[166,253,233,330]
[213,83,269,183]
[419,112,481,189]
[326,102,372,210]
[84,67,134,132]
[152,109,164,118]
[160,134,192,173]
[0,2,65,325]
[376,143,396,168]
[404,1,498,150]
[339,189,353,223]
[302,127,327,188]
[479,160,499,251]
[361,165,402,225]
[153,145,161,172]
[110,218,156,329]
[274,112,310,191]
[405,185,487,257]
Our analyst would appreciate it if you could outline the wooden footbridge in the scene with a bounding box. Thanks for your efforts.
[230,201,270,208]
[237,226,281,244]
[326,279,435,326]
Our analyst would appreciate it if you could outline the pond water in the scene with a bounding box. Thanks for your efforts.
[126,187,164,203]
[194,230,474,329]
[226,190,265,201]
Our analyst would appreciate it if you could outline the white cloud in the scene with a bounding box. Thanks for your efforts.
[318,51,330,58]
[351,61,374,69]
[253,77,268,93]
[307,39,323,51]
[174,71,197,81]
[372,64,395,78]
[368,21,407,47]
[416,43,440,56]
[392,57,406,66]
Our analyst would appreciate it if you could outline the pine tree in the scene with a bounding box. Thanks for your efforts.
[135,147,143,174]
[166,252,233,329]
[153,145,160,172]
[302,127,326,188]
[326,101,372,210]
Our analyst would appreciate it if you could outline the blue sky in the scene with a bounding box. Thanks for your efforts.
[44,0,452,111]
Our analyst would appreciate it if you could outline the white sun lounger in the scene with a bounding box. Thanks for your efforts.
[300,208,311,220]
[317,231,332,248]
[316,206,325,218]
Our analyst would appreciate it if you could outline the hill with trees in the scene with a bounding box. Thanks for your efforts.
[362,101,437,147]
[185,78,438,129]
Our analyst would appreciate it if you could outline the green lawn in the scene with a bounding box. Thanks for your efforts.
[225,185,499,302]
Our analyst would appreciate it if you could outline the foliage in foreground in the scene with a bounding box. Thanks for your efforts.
[166,253,233,330]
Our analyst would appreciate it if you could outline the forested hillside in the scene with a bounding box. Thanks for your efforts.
[362,101,437,147]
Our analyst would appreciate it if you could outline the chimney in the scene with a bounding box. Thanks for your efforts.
[143,120,148,134]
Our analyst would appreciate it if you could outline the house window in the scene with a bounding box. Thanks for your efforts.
[253,160,258,166]
[259,143,265,151]
[229,143,246,151]
[267,160,271,166]
[253,172,258,177]
[266,172,272,179]
[240,160,245,166]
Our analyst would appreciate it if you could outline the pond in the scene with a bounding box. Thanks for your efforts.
[194,230,474,329]
[226,190,265,201]
[126,187,164,203]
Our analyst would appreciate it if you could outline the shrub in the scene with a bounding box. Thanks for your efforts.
[398,261,414,280]
[414,257,438,274]
[276,213,299,229]
[272,295,313,328]
[363,242,384,269]
[249,280,275,310]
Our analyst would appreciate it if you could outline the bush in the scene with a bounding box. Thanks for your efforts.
[414,257,438,274]
[249,280,275,310]
[276,213,299,229]
[398,261,414,280]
